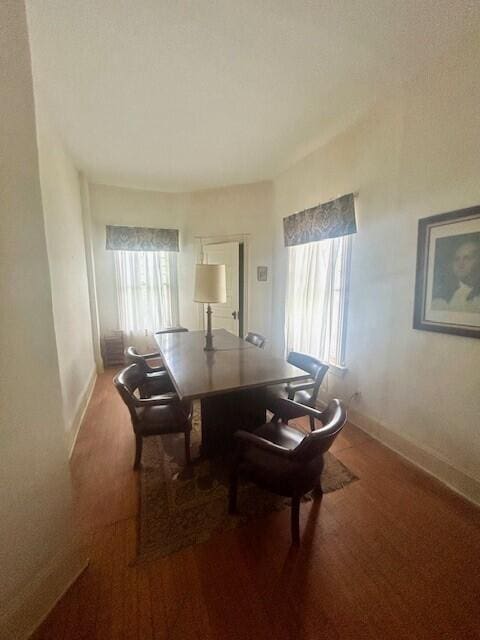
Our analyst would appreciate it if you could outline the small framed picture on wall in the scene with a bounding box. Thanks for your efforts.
[413,204,480,339]
[257,266,268,282]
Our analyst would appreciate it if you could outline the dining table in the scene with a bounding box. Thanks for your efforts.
[154,328,310,456]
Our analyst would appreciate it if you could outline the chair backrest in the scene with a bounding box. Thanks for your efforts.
[292,399,347,462]
[125,346,149,374]
[245,332,266,349]
[113,364,144,424]
[155,327,189,335]
[287,351,328,401]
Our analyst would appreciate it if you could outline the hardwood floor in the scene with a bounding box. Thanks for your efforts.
[33,369,480,639]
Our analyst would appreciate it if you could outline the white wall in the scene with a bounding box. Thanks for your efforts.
[272,31,480,500]
[89,180,273,343]
[0,1,87,637]
[35,110,96,451]
[186,182,274,339]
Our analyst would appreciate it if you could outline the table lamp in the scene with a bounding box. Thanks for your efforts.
[194,264,227,351]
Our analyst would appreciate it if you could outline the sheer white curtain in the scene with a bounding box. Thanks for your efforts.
[285,236,350,366]
[114,250,179,351]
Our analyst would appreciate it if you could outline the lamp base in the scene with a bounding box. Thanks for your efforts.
[204,304,215,351]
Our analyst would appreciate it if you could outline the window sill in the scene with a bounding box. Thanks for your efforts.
[327,363,348,378]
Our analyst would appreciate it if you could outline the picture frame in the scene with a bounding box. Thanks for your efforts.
[413,204,480,339]
[257,266,268,282]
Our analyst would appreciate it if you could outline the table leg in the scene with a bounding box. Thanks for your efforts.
[200,387,266,457]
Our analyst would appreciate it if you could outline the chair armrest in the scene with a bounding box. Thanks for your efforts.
[272,398,324,423]
[235,430,293,458]
[141,351,164,373]
[286,379,314,399]
[134,395,177,407]
[142,351,161,360]
[146,366,167,375]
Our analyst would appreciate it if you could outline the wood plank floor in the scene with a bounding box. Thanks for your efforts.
[33,369,480,639]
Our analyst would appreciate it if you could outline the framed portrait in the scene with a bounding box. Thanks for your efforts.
[257,266,268,282]
[413,204,480,339]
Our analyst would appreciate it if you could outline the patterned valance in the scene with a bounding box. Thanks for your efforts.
[106,225,179,252]
[283,193,357,247]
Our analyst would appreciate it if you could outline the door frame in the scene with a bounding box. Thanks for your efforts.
[195,233,250,336]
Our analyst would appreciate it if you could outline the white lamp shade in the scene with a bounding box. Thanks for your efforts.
[194,264,227,303]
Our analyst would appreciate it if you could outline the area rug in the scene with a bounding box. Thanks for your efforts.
[138,404,357,561]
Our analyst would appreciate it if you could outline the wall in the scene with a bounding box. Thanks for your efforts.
[186,182,274,339]
[35,109,96,451]
[89,180,273,344]
[272,31,480,501]
[0,1,87,637]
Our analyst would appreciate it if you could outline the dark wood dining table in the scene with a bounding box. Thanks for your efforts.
[154,328,309,456]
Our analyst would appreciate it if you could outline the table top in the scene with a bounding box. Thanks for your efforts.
[154,329,309,400]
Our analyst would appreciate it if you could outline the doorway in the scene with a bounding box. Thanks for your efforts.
[201,240,245,337]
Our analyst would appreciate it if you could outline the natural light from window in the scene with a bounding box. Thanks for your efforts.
[114,250,179,339]
[285,236,351,368]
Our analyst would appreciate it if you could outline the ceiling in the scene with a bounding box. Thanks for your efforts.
[26,0,480,192]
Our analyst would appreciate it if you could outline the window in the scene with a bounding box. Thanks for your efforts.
[285,235,351,368]
[114,250,179,337]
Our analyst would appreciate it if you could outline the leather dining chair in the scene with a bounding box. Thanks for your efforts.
[125,346,175,398]
[266,352,328,431]
[245,331,266,349]
[114,364,192,469]
[229,399,347,544]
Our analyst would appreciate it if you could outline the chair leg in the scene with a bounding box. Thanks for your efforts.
[228,467,238,514]
[313,480,324,498]
[184,428,191,465]
[313,461,325,497]
[291,495,301,545]
[134,434,143,470]
[309,415,316,431]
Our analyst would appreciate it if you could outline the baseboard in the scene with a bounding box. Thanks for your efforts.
[0,541,89,640]
[347,407,480,507]
[68,368,97,458]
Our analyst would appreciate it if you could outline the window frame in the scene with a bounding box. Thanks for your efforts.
[329,234,352,370]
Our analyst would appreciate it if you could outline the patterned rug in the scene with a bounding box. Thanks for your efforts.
[138,403,357,560]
